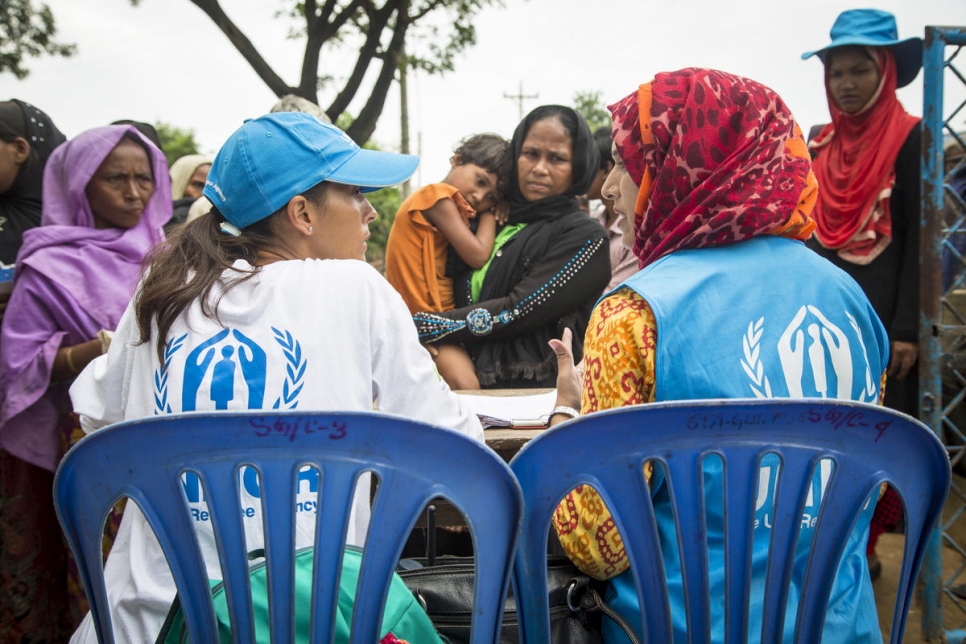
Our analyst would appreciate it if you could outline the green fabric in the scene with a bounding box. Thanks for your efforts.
[470,223,526,303]
[161,547,441,643]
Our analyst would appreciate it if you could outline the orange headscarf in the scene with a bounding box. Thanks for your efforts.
[609,68,817,269]
[810,47,920,264]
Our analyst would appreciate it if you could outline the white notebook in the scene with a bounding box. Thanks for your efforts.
[456,389,557,429]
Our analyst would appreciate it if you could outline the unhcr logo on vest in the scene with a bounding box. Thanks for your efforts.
[154,327,306,413]
[742,305,878,403]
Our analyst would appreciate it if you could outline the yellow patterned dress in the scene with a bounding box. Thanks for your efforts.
[551,289,888,582]
[552,289,655,581]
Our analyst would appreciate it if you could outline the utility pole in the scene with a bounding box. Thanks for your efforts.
[399,42,411,198]
[504,80,539,121]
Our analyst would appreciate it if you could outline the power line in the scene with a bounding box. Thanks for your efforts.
[504,80,539,121]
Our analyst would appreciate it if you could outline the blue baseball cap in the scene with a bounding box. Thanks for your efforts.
[204,112,419,229]
[801,9,923,88]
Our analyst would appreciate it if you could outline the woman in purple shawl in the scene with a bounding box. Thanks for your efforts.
[0,124,169,639]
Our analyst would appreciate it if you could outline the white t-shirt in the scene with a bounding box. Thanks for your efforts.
[68,258,482,643]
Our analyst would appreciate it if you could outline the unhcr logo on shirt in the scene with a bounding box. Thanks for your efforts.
[154,327,306,414]
[181,466,322,522]
[742,305,879,403]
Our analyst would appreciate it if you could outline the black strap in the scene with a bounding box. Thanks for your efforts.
[154,594,183,644]
[568,578,642,644]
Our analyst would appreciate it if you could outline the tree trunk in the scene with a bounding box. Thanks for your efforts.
[325,3,392,123]
[298,0,368,102]
[170,0,503,146]
[189,0,292,98]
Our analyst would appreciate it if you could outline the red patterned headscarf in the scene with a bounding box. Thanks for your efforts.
[810,47,920,264]
[609,68,817,269]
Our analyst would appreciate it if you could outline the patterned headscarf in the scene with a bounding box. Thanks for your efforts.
[809,47,920,264]
[609,68,817,269]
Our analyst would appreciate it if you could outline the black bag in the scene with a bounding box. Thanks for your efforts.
[399,555,641,644]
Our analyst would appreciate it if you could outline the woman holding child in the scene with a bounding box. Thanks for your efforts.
[414,105,610,390]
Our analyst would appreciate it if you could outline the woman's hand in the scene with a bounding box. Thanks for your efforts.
[548,328,583,421]
[888,341,919,380]
[51,338,103,383]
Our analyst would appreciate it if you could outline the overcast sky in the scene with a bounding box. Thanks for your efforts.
[3,0,964,186]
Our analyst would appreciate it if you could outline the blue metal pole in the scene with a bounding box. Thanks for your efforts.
[921,25,947,641]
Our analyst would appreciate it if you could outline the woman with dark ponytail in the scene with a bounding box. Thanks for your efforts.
[135,179,326,361]
[67,113,482,642]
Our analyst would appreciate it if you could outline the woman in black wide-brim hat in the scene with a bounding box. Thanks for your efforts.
[802,7,923,582]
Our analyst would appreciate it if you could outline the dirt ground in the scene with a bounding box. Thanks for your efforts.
[875,476,966,643]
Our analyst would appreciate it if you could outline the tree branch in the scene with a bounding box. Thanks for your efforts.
[304,0,318,30]
[346,0,409,143]
[189,0,293,97]
[324,2,393,119]
[317,0,339,23]
[298,0,369,98]
[298,0,322,96]
[408,0,447,22]
[317,0,369,41]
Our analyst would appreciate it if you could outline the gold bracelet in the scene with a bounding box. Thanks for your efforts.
[65,346,78,374]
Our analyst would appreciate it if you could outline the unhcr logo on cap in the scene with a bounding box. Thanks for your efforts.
[317,118,357,149]
[206,179,226,202]
[202,112,418,229]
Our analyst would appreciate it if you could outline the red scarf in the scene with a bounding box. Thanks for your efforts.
[609,68,816,269]
[810,48,920,264]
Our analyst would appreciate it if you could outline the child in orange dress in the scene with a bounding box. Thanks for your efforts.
[385,134,512,389]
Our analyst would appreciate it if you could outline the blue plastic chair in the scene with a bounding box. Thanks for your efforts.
[510,399,950,643]
[54,411,522,644]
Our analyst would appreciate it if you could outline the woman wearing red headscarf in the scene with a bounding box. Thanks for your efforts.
[548,68,890,643]
[802,8,923,580]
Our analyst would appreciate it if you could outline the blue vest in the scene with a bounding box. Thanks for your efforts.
[604,236,888,644]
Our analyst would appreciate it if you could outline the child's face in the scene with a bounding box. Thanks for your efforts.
[446,157,500,213]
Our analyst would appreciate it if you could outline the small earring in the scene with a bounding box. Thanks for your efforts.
[308,226,313,233]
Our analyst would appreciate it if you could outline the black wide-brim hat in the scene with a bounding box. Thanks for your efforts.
[802,8,923,88]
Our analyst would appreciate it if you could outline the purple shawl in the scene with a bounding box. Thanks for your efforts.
[0,124,170,471]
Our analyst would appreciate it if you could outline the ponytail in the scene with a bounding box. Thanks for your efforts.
[135,181,329,361]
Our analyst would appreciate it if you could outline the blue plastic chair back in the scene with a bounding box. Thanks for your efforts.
[54,411,522,644]
[510,399,950,643]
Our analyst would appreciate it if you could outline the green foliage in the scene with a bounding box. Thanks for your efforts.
[573,90,611,133]
[335,112,353,133]
[402,0,501,76]
[281,0,502,77]
[154,122,201,167]
[365,185,402,272]
[0,0,75,79]
[128,0,507,144]
[334,110,400,271]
